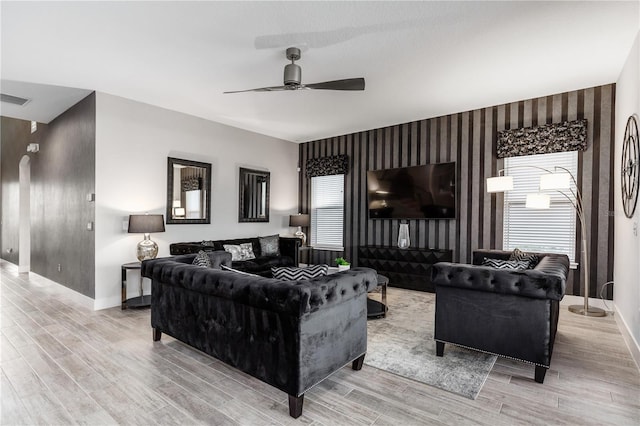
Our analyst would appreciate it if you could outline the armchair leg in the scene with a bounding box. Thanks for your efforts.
[352,354,365,370]
[288,394,304,418]
[153,328,162,342]
[535,365,547,383]
[436,341,445,357]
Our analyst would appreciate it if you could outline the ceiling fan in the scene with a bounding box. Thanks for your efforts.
[223,47,365,94]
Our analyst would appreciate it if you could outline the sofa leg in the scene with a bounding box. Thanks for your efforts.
[288,394,304,418]
[535,365,547,383]
[436,341,444,357]
[352,354,365,370]
[153,328,162,342]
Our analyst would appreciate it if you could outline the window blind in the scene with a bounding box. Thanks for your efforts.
[311,174,344,250]
[503,151,578,262]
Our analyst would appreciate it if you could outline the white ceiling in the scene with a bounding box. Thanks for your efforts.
[1,1,639,143]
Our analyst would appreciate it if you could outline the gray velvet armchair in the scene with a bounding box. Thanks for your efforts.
[431,249,569,383]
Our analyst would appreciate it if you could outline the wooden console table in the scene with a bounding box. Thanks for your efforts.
[357,246,453,292]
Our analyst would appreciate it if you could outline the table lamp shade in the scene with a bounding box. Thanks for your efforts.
[289,214,310,227]
[128,214,165,234]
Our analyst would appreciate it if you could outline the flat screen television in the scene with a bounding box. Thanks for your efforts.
[367,162,456,219]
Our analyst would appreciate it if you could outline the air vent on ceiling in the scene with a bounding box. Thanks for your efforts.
[1,93,31,106]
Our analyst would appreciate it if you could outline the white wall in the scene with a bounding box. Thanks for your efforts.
[614,30,640,365]
[95,93,299,309]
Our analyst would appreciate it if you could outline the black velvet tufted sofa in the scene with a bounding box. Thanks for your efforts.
[141,251,378,418]
[431,249,569,383]
[169,236,300,277]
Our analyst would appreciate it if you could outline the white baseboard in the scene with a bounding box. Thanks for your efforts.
[27,272,95,311]
[560,295,640,370]
[613,304,640,370]
[93,295,123,311]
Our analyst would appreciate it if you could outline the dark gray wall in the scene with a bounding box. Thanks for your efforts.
[1,93,96,297]
[299,84,615,299]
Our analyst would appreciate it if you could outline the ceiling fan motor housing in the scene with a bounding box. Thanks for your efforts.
[284,63,301,86]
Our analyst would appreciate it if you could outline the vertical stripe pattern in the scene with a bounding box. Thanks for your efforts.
[298,84,615,298]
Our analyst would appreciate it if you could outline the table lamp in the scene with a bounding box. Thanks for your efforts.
[128,214,165,261]
[289,213,310,246]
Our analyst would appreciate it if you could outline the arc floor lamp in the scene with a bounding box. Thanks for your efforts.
[487,166,605,317]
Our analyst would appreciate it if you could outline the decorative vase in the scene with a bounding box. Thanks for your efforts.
[398,222,410,249]
[338,264,351,272]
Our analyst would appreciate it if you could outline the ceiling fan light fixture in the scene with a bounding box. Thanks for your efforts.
[284,63,301,86]
[223,46,365,94]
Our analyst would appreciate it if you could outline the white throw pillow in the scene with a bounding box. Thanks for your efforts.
[223,243,256,261]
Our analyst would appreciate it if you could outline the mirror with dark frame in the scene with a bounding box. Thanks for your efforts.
[166,157,212,224]
[239,167,270,223]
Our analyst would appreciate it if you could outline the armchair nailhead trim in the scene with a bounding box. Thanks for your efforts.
[435,339,550,369]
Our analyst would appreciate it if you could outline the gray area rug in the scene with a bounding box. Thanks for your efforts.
[365,288,496,399]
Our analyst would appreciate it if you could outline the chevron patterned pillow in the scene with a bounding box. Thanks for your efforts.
[508,248,539,268]
[481,258,530,270]
[271,264,329,281]
[192,250,212,268]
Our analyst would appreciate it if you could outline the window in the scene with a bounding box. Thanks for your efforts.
[311,174,344,250]
[503,151,578,262]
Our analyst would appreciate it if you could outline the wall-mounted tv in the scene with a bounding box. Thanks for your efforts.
[367,162,456,219]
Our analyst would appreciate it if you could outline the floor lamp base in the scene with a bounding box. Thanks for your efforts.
[568,304,606,317]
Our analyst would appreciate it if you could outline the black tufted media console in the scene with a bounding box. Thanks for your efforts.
[431,249,569,383]
[358,245,453,292]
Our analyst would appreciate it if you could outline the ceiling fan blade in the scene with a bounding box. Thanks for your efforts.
[223,85,290,94]
[305,78,365,91]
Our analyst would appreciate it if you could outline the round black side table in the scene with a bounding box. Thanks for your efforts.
[121,262,151,309]
[367,274,388,319]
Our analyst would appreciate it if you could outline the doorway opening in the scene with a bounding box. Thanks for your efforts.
[19,155,30,273]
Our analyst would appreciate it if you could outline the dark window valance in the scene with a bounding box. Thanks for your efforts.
[182,178,201,191]
[306,155,349,178]
[497,119,587,159]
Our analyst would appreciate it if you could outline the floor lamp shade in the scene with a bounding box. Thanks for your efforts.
[128,214,165,261]
[525,193,551,209]
[486,176,513,193]
[539,172,571,190]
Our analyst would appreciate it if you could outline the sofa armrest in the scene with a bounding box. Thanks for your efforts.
[432,262,566,301]
[279,237,301,265]
[303,267,378,312]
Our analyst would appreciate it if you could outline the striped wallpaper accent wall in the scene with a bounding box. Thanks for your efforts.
[298,84,615,298]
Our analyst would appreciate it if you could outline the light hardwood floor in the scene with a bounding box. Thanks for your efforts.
[1,260,639,425]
